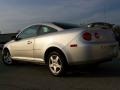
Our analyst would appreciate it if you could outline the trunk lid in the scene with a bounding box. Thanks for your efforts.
[81,28,116,43]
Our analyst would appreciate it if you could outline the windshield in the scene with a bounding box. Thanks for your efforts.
[53,22,81,29]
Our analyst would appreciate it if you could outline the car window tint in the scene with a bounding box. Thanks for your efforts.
[18,25,39,39]
[39,25,57,35]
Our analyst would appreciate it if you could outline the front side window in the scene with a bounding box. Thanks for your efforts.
[17,25,39,39]
[39,25,57,35]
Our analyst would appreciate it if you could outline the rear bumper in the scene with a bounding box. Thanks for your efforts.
[66,42,119,65]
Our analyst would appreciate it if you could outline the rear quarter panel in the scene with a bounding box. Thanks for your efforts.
[33,30,81,61]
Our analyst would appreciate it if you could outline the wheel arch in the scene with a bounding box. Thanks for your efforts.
[2,47,10,59]
[2,47,9,54]
[44,47,68,64]
[2,47,12,56]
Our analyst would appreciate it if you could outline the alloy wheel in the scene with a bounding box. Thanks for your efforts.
[3,51,13,65]
[49,55,62,75]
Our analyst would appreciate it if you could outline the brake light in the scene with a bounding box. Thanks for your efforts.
[82,32,92,41]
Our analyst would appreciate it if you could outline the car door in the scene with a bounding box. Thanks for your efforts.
[11,25,39,60]
[34,25,58,60]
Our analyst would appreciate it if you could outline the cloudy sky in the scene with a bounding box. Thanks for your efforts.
[0,0,120,33]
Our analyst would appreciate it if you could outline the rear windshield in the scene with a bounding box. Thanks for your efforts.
[53,22,80,29]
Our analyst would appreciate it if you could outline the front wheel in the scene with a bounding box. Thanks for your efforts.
[47,51,67,76]
[2,50,13,65]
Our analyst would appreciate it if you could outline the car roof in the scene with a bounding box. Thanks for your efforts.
[21,22,64,31]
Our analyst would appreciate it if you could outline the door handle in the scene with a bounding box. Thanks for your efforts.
[27,41,32,44]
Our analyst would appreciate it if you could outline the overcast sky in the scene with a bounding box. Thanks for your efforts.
[0,0,120,33]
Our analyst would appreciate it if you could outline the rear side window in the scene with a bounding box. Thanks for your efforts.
[38,25,57,35]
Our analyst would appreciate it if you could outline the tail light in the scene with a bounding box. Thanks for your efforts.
[82,32,92,41]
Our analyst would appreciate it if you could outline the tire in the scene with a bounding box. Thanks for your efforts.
[2,50,13,65]
[47,51,67,76]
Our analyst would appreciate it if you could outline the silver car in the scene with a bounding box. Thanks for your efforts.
[2,22,119,76]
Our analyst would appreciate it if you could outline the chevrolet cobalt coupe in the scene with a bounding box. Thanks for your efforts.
[2,22,119,76]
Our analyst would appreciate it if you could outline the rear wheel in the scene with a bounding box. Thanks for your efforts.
[2,50,13,65]
[47,51,67,76]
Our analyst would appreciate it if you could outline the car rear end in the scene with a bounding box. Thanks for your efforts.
[66,28,119,65]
